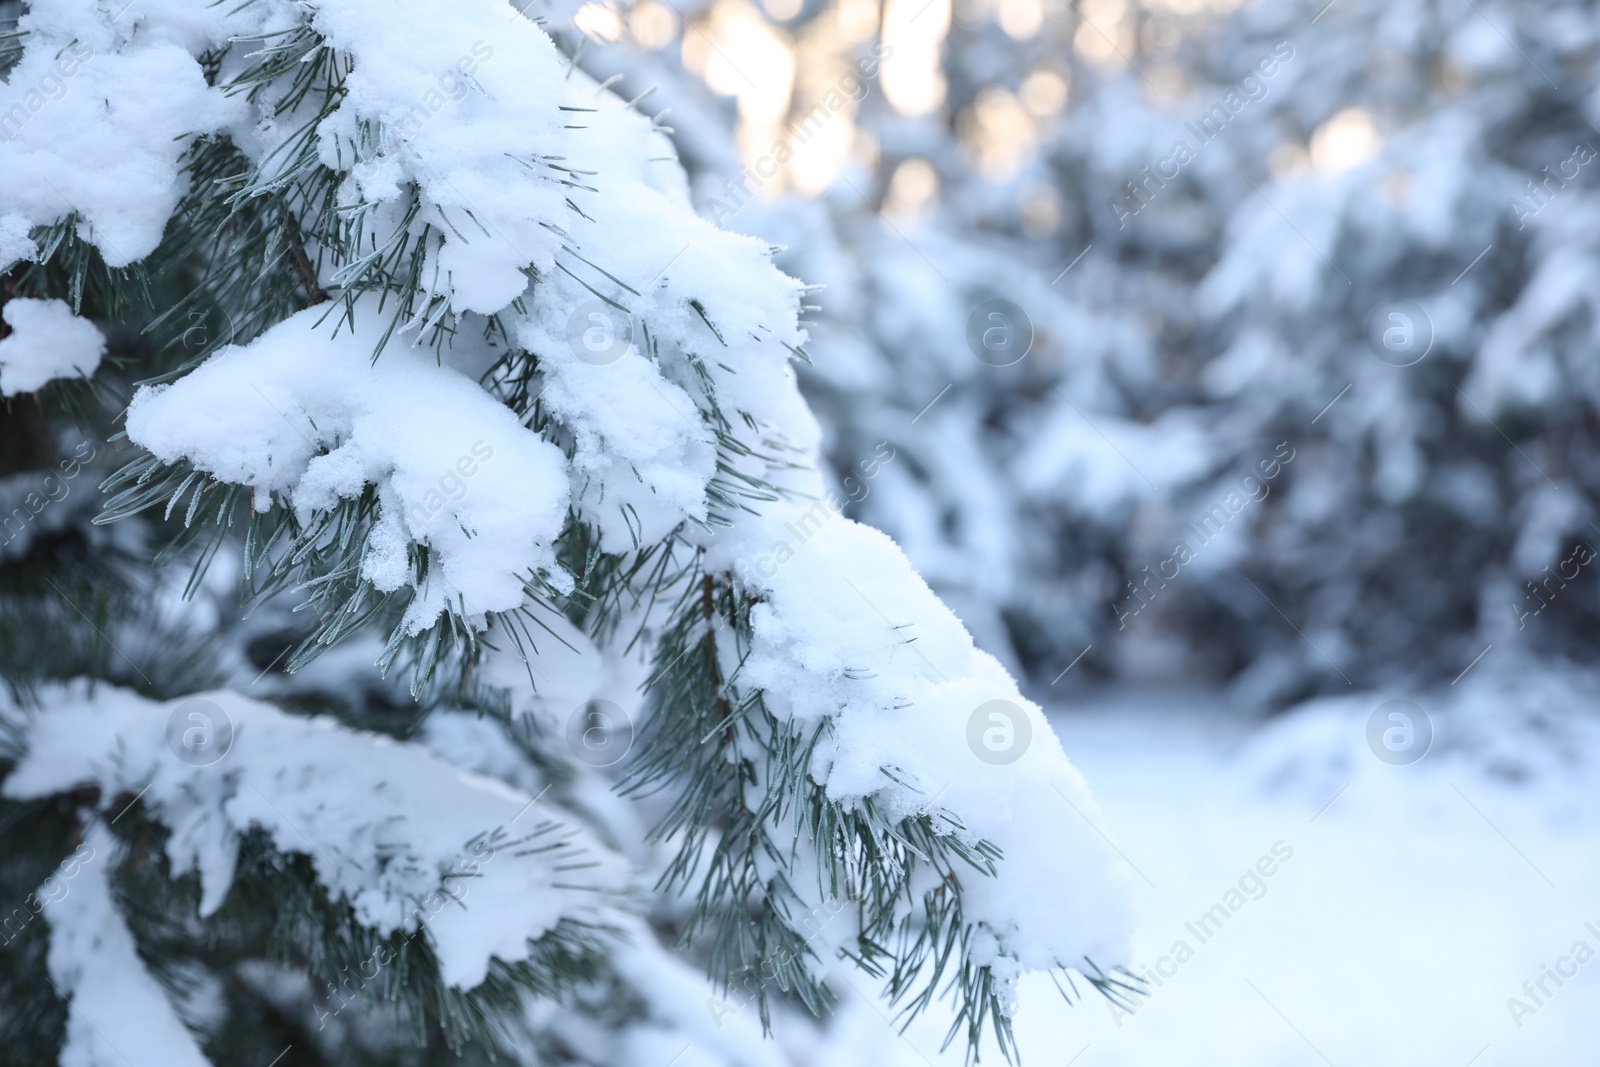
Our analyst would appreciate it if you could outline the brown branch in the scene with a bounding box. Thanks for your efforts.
[284,212,330,306]
[702,572,734,745]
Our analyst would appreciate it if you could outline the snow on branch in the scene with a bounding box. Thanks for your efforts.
[0,298,105,397]
[44,825,214,1067]
[4,684,627,990]
[0,7,244,269]
[706,508,1136,1008]
[125,303,572,635]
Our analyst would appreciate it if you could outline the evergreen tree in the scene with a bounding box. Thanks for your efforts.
[0,2,1135,1065]
[637,0,1600,700]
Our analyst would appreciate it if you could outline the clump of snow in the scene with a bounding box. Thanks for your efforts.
[6,684,627,989]
[0,215,34,271]
[708,506,1136,1000]
[125,305,572,635]
[0,3,248,267]
[0,298,105,396]
[44,825,214,1067]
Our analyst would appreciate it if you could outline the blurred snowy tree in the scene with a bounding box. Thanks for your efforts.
[1020,0,1600,700]
[614,0,1600,702]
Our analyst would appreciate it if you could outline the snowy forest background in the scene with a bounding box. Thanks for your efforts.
[2,0,1598,1062]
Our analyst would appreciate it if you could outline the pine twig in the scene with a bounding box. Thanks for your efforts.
[284,211,330,306]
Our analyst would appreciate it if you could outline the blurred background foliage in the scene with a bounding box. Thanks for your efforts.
[565,0,1600,706]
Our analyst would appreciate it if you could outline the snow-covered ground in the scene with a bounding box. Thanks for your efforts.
[815,679,1600,1067]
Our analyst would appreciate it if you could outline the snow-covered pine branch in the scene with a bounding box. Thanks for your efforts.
[1,0,1135,1059]
[4,684,626,986]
